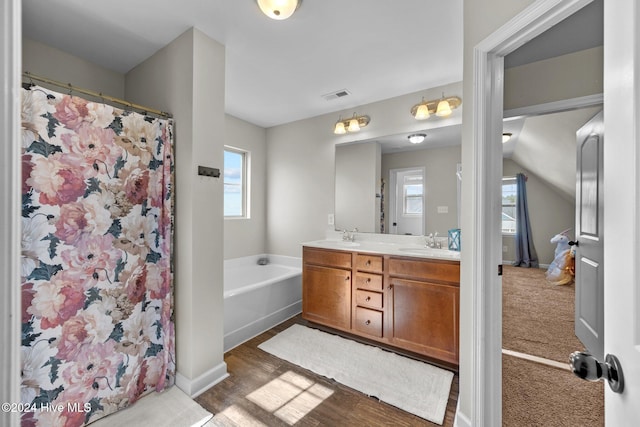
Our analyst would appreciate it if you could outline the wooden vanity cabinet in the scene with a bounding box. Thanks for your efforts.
[302,247,352,331]
[352,254,384,338]
[302,246,460,366]
[387,257,460,365]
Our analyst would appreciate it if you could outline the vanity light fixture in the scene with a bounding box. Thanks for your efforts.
[407,133,426,144]
[411,94,461,120]
[502,132,513,143]
[256,0,300,20]
[333,113,370,134]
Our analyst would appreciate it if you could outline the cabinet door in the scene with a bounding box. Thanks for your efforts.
[388,277,459,364]
[302,264,351,331]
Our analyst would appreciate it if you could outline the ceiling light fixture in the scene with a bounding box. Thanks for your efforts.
[407,133,426,144]
[502,132,513,143]
[256,0,300,20]
[333,113,370,134]
[411,94,461,120]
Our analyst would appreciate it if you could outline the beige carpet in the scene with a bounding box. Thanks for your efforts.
[502,265,603,426]
[503,355,604,427]
[502,265,586,363]
[91,386,212,427]
[257,324,454,425]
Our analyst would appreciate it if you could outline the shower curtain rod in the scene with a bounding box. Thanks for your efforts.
[22,71,173,119]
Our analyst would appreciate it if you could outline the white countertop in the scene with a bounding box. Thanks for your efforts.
[302,239,461,261]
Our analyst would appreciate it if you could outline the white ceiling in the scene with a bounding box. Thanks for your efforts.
[22,0,463,128]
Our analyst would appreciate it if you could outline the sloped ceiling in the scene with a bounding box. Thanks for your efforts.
[510,106,602,202]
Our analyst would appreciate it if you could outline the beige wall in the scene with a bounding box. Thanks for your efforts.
[266,81,463,257]
[125,28,227,393]
[505,46,603,111]
[382,145,461,235]
[224,114,267,259]
[23,38,125,98]
[502,158,575,265]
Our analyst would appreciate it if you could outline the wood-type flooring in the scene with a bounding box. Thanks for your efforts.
[196,316,459,426]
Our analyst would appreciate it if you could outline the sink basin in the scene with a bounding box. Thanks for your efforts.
[335,241,361,247]
[310,240,361,248]
[397,247,459,258]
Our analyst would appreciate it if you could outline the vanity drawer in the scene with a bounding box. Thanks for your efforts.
[388,257,460,285]
[355,273,383,291]
[355,289,383,310]
[354,307,383,338]
[356,254,383,273]
[303,247,352,269]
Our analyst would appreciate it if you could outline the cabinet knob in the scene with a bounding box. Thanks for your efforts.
[345,276,350,281]
[366,278,371,283]
[388,285,393,290]
[365,320,371,325]
[365,296,371,301]
[366,260,371,266]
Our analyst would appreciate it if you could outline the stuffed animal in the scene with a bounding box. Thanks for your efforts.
[546,229,575,286]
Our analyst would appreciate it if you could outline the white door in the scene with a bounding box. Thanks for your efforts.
[389,168,424,236]
[574,111,604,360]
[602,0,640,420]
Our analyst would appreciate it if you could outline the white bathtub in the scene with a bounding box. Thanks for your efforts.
[223,254,302,352]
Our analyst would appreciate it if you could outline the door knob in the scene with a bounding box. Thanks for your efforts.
[568,240,579,247]
[569,351,624,393]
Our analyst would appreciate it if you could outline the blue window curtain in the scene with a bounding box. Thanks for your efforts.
[513,173,539,268]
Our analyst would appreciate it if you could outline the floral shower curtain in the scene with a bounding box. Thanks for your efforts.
[20,85,175,427]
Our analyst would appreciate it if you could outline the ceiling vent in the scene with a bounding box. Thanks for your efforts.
[322,89,351,101]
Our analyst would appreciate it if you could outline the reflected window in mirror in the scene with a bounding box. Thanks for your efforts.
[403,174,424,216]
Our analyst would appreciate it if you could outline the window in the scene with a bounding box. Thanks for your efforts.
[502,177,517,234]
[403,174,423,216]
[224,147,249,218]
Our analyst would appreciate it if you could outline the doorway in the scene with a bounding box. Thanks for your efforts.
[465,0,603,425]
[388,167,425,236]
[500,107,604,426]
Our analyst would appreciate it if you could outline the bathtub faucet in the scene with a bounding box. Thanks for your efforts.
[342,228,358,242]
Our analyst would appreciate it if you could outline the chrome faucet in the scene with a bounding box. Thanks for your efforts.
[342,228,358,242]
[426,232,442,249]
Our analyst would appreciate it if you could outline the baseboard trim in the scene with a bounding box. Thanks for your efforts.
[502,260,550,269]
[454,401,471,427]
[176,362,229,399]
[502,348,570,371]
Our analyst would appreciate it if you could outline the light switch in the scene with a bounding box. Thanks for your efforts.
[328,214,334,225]
[437,206,449,214]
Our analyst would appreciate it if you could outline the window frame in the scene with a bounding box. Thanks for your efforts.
[501,176,517,235]
[402,173,424,217]
[223,146,250,219]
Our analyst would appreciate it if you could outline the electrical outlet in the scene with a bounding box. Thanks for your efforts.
[328,214,334,225]
[437,206,449,214]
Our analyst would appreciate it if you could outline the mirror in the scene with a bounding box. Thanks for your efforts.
[335,125,462,235]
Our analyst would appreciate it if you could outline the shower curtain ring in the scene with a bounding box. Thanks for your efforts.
[67,83,73,97]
